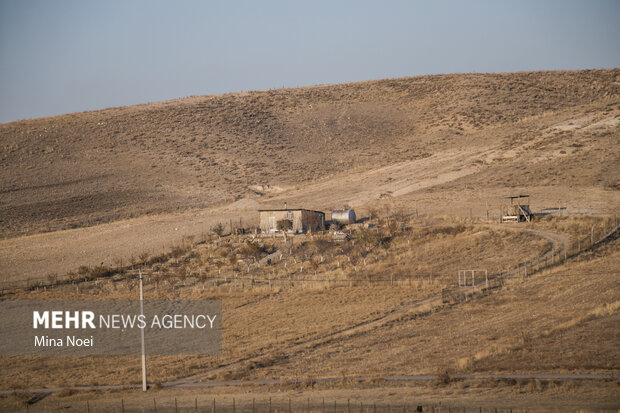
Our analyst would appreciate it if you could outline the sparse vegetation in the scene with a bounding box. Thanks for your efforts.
[0,70,618,410]
[276,219,293,232]
[212,223,225,238]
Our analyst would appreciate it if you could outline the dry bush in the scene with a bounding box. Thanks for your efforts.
[57,388,77,397]
[170,245,189,258]
[435,369,452,386]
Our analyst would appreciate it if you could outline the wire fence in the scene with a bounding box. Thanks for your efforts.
[2,219,618,297]
[12,394,585,413]
[442,222,619,303]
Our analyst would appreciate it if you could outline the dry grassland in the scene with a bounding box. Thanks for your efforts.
[0,70,618,411]
[1,216,617,393]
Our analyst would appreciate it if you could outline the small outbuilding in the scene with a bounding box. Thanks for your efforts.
[501,195,533,223]
[259,208,325,234]
[331,209,357,225]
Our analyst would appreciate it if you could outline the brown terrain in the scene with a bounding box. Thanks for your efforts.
[0,69,619,411]
[0,216,618,411]
[1,69,619,282]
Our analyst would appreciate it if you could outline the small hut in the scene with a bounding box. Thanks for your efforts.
[259,208,325,233]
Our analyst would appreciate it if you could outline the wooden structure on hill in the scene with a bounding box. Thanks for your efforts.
[501,195,532,223]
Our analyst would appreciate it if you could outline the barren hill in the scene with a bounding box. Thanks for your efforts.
[1,70,619,239]
[1,70,619,280]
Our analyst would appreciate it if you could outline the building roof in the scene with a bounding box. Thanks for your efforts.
[258,208,325,215]
[503,195,530,199]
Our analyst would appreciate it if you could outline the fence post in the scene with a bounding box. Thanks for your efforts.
[175,398,178,413]
[196,397,198,412]
[121,399,125,413]
[154,398,157,413]
[213,398,216,413]
[233,398,236,413]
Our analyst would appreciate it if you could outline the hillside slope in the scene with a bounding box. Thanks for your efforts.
[2,225,618,389]
[1,70,619,239]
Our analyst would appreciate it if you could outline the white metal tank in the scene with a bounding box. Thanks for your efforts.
[331,209,356,225]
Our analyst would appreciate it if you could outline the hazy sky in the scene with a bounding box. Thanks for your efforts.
[1,0,619,123]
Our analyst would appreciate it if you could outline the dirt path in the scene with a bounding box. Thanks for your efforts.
[1,372,615,396]
[166,294,443,387]
[491,225,571,256]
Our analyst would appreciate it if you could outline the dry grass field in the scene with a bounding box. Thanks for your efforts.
[0,70,619,411]
[0,217,618,411]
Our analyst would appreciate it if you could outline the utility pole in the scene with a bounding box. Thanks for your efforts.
[139,270,147,391]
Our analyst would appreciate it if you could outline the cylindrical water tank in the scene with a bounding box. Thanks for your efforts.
[331,209,356,225]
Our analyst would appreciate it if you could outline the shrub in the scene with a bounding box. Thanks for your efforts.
[330,221,345,231]
[354,228,379,251]
[88,265,113,279]
[242,240,263,260]
[170,246,188,258]
[148,253,169,265]
[276,219,293,231]
[211,223,225,237]
[46,273,58,285]
[436,369,452,385]
[57,388,77,397]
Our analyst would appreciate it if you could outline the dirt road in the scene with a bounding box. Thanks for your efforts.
[1,372,615,396]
